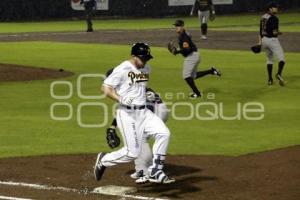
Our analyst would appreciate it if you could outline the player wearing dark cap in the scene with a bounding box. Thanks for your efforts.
[168,20,221,98]
[259,2,286,86]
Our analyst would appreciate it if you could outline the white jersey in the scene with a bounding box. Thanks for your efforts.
[103,60,150,106]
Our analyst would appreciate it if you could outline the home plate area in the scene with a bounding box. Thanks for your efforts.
[0,181,165,200]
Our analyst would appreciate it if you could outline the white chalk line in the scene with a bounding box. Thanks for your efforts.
[0,195,34,200]
[0,181,168,200]
[0,181,79,193]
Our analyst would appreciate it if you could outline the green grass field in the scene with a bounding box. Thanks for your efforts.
[0,41,300,158]
[0,12,299,33]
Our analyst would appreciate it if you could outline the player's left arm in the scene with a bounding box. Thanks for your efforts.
[209,0,215,15]
[272,17,282,36]
[190,0,196,16]
[179,35,193,55]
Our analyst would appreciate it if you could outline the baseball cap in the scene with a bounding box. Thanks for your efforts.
[173,19,184,27]
[267,2,278,9]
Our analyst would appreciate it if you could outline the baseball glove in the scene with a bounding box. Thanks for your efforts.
[251,44,262,54]
[106,128,120,149]
[209,13,216,21]
[167,42,178,55]
[209,10,216,21]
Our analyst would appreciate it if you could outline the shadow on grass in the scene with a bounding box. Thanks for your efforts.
[284,75,300,90]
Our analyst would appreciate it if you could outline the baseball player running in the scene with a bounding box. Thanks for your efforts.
[190,0,215,40]
[104,69,169,184]
[94,42,175,184]
[259,2,285,86]
[168,20,221,98]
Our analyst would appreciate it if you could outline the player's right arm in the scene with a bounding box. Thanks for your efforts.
[102,67,123,102]
[102,66,134,106]
[190,0,196,16]
[271,16,281,36]
[102,84,120,102]
[102,81,133,105]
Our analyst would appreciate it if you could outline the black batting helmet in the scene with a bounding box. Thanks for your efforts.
[131,42,153,61]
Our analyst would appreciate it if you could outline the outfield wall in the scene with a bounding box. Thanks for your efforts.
[0,0,299,21]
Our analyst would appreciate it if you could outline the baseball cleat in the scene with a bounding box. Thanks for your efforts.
[94,152,106,181]
[149,170,175,184]
[135,175,150,184]
[211,66,221,76]
[268,78,274,85]
[190,93,202,99]
[130,170,144,179]
[276,74,285,86]
[201,35,207,40]
[87,28,94,32]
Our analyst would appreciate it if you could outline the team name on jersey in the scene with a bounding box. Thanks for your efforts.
[128,71,149,84]
[199,0,209,6]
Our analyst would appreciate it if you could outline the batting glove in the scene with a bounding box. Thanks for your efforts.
[146,91,156,103]
[119,96,134,106]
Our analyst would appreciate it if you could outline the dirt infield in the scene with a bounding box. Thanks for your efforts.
[0,30,300,52]
[0,146,299,200]
[0,63,74,82]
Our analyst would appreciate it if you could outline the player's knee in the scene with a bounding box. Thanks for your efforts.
[155,128,170,140]
[126,150,140,159]
[279,60,285,65]
[184,76,192,81]
[161,128,171,138]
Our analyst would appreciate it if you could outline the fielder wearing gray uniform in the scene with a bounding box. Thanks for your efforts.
[259,2,285,86]
[172,20,221,98]
[190,0,215,40]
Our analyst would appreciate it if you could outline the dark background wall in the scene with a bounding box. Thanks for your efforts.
[0,0,299,21]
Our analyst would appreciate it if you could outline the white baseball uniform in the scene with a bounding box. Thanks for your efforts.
[101,60,171,173]
[134,101,169,175]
